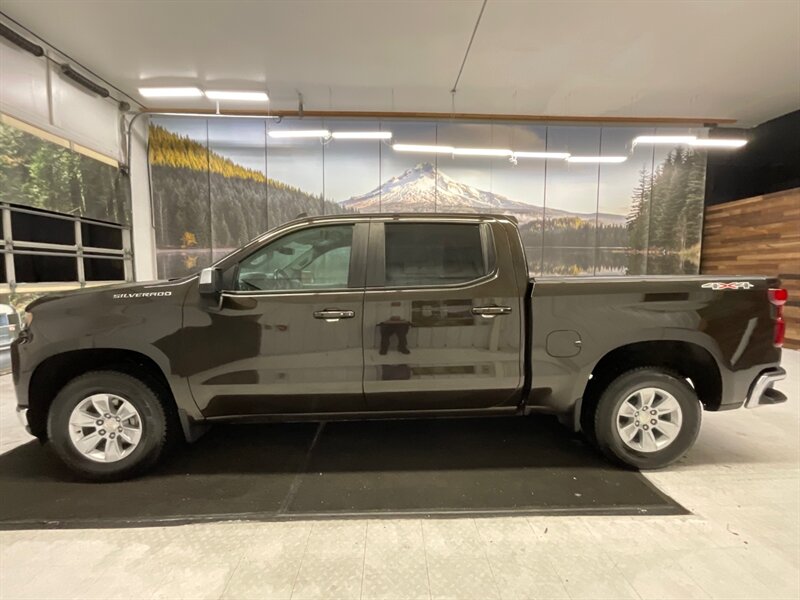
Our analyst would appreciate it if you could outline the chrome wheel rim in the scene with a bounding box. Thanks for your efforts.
[68,394,143,463]
[615,387,683,453]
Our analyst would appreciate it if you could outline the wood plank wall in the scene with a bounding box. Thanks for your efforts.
[701,187,800,349]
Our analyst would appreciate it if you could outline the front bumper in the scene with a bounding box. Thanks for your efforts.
[745,367,787,408]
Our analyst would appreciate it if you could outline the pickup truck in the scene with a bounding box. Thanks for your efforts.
[11,213,788,481]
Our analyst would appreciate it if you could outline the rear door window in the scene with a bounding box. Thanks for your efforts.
[383,223,490,286]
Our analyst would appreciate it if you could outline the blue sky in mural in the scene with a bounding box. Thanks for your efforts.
[155,117,701,217]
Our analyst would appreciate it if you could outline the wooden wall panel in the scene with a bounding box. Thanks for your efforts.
[701,187,800,349]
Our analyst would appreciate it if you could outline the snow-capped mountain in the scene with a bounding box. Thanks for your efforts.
[340,163,626,225]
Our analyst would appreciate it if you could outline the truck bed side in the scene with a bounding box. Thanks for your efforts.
[527,275,782,420]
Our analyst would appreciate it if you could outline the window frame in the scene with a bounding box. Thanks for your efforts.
[365,220,497,290]
[224,222,368,296]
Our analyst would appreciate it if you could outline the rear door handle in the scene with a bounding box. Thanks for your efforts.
[313,309,355,322]
[472,305,512,318]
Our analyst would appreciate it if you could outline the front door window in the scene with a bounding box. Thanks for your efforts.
[236,225,354,291]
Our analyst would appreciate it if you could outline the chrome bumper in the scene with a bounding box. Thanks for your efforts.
[745,367,787,408]
[16,406,31,434]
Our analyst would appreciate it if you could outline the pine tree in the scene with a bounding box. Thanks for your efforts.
[627,166,651,250]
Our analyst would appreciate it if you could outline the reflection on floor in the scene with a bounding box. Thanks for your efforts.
[0,350,797,600]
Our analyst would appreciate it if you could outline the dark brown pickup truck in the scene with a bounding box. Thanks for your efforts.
[12,213,788,480]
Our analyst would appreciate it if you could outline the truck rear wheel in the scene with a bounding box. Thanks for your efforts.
[47,371,168,481]
[593,367,701,470]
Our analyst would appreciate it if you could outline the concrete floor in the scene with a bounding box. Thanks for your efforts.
[0,351,797,600]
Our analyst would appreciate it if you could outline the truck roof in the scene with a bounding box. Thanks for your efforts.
[282,212,518,227]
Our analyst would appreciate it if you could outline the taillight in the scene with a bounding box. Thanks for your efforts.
[769,288,788,347]
[768,288,788,306]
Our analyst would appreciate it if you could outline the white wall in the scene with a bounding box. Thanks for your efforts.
[1,26,157,281]
[129,116,156,280]
[0,34,123,161]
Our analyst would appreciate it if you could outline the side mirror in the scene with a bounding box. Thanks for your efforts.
[198,267,222,296]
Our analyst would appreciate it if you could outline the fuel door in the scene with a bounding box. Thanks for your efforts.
[546,329,582,358]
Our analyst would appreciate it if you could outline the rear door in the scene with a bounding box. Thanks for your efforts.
[362,218,524,412]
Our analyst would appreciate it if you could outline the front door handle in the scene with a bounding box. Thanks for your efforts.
[472,305,512,318]
[313,309,355,322]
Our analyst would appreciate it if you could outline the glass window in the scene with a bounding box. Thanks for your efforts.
[14,254,78,283]
[384,223,487,286]
[11,211,75,245]
[84,257,125,281]
[236,225,353,291]
[82,222,123,249]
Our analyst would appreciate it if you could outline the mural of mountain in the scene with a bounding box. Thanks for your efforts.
[341,162,627,226]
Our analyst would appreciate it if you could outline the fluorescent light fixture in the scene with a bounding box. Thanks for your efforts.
[393,144,455,153]
[452,148,512,157]
[268,129,331,138]
[567,156,628,163]
[138,87,203,98]
[331,131,393,140]
[689,138,747,148]
[512,151,571,159]
[205,90,269,101]
[633,135,697,146]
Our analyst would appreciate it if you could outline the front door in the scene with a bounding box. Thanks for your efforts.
[184,222,367,417]
[362,219,524,412]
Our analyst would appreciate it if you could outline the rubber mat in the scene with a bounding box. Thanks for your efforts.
[0,416,686,529]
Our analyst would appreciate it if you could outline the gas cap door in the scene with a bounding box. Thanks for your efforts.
[546,330,582,357]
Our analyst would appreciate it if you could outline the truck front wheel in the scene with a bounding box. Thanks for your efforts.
[593,367,702,470]
[47,371,168,481]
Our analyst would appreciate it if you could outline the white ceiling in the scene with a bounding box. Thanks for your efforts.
[2,0,799,126]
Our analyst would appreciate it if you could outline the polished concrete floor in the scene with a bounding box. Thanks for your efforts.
[0,350,798,600]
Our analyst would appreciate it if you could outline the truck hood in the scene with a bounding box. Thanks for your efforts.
[25,278,192,311]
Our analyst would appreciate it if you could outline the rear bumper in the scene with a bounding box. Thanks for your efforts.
[16,406,31,434]
[745,367,787,408]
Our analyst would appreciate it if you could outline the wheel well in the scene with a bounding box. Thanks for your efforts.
[27,349,177,441]
[580,341,722,431]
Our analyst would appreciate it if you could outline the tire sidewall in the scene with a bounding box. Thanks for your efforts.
[595,369,702,469]
[48,372,165,480]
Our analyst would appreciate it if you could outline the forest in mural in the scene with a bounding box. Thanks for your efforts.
[0,121,130,225]
[148,117,706,278]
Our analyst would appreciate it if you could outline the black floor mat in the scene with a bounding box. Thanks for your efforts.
[0,416,686,529]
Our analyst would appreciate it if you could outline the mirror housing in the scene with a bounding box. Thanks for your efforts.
[198,267,222,296]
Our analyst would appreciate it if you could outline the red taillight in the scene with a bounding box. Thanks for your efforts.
[769,288,788,306]
[774,318,786,348]
[769,288,788,347]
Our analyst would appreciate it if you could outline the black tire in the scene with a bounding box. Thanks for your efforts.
[593,367,702,470]
[47,371,168,481]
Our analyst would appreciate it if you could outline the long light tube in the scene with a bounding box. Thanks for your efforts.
[567,156,628,163]
[205,90,269,101]
[331,131,393,140]
[392,144,455,153]
[512,151,571,159]
[268,130,331,138]
[633,135,697,146]
[138,87,203,98]
[452,148,512,157]
[689,138,747,148]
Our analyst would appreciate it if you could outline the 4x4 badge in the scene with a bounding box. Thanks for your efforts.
[701,282,754,290]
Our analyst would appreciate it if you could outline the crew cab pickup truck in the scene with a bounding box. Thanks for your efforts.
[12,213,788,480]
